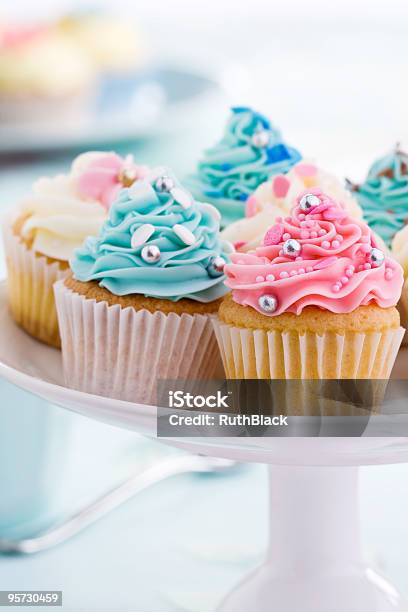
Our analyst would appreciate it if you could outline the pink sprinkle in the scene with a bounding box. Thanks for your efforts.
[347,265,355,272]
[283,232,291,240]
[341,276,349,284]
[245,196,258,218]
[294,162,317,178]
[318,229,326,236]
[322,240,330,249]
[234,240,247,251]
[272,175,291,198]
[301,230,310,239]
[313,256,337,270]
[299,268,305,274]
[332,284,341,293]
[306,266,314,273]
[266,274,275,281]
[280,271,289,279]
[256,275,265,282]
[306,220,314,228]
[290,270,297,276]
[336,234,343,242]
[310,231,318,238]
[331,240,340,249]
[264,223,284,246]
[363,263,371,270]
[299,213,306,220]
[345,269,354,277]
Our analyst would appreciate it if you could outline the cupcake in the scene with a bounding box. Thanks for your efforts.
[222,161,363,252]
[56,12,146,74]
[0,23,95,124]
[3,151,148,347]
[213,190,404,380]
[352,147,408,248]
[186,107,301,228]
[54,169,230,405]
[353,147,408,340]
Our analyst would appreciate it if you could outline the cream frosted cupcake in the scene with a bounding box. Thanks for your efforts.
[0,23,95,123]
[222,161,363,252]
[54,169,231,405]
[56,13,146,74]
[3,151,148,347]
[214,190,404,380]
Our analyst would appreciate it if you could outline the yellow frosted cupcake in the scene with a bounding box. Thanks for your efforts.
[3,152,148,347]
[214,189,404,380]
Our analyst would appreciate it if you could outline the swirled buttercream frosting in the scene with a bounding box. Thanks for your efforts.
[224,189,403,316]
[20,151,148,261]
[353,148,408,247]
[185,107,301,227]
[71,169,231,302]
[222,161,362,252]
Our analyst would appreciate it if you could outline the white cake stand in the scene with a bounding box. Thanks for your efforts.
[0,282,407,612]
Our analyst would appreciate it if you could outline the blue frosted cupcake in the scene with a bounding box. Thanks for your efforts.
[54,168,230,404]
[352,147,408,248]
[186,106,302,227]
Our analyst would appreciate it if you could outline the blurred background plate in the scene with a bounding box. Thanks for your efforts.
[0,66,221,154]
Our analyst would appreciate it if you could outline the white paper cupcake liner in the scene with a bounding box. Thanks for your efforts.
[2,218,69,347]
[212,319,404,381]
[54,281,223,405]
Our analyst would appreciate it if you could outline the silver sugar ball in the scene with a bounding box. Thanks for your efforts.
[207,256,226,277]
[369,247,385,268]
[299,193,320,211]
[251,130,270,148]
[141,245,161,263]
[258,294,278,313]
[155,175,174,192]
[282,238,302,258]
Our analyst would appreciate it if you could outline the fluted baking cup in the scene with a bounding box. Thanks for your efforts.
[2,219,68,347]
[212,319,404,415]
[54,281,223,405]
[213,319,404,380]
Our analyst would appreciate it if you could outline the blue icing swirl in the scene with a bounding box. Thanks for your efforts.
[185,107,301,227]
[354,149,408,247]
[71,170,230,302]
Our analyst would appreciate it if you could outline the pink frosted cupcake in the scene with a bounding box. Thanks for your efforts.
[214,189,404,379]
[3,151,148,347]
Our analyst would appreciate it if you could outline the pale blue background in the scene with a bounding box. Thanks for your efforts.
[1,0,408,609]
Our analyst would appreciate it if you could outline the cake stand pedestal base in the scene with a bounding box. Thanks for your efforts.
[219,465,407,612]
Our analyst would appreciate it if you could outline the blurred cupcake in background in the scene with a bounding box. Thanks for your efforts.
[54,169,230,405]
[0,22,95,124]
[214,190,404,380]
[56,12,146,74]
[3,152,148,347]
[352,146,408,339]
[222,161,363,253]
[186,107,301,228]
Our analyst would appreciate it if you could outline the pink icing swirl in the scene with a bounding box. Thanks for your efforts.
[76,153,149,209]
[224,189,404,316]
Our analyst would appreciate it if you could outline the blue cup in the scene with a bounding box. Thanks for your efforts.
[0,380,71,539]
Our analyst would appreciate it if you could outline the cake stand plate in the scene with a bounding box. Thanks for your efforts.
[0,280,407,612]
